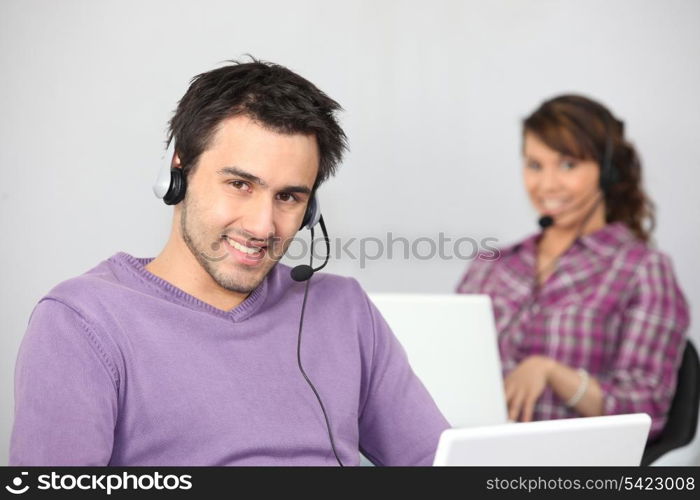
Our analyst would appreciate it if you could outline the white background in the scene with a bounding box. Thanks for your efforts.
[1,0,698,465]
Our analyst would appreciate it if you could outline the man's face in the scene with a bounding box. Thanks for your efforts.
[178,114,319,294]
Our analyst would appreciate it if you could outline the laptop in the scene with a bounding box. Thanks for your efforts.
[433,413,652,466]
[368,293,508,428]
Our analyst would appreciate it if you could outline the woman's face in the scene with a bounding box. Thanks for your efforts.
[522,131,604,231]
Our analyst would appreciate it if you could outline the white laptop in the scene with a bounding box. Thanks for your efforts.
[433,413,652,466]
[368,293,507,428]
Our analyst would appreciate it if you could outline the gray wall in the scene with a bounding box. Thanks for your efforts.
[1,0,698,465]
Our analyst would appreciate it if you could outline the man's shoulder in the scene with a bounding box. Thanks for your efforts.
[42,254,125,312]
[24,255,128,384]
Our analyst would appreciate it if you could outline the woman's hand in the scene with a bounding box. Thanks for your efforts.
[504,355,555,422]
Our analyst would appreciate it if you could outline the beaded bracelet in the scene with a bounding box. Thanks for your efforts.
[565,368,590,407]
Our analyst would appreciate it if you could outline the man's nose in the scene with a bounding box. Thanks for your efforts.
[241,195,276,241]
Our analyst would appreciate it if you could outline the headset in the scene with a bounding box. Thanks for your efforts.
[537,112,620,230]
[152,140,341,465]
[598,127,619,193]
[153,140,322,230]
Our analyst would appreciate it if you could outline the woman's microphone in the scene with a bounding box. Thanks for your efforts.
[538,215,554,229]
[536,188,603,231]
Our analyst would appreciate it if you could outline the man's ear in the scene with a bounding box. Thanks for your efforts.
[171,151,182,170]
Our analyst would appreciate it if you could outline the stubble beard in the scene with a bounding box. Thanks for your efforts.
[179,198,275,295]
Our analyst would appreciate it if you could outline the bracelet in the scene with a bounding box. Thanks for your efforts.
[565,368,589,407]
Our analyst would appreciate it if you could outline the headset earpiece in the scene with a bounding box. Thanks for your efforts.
[300,195,321,230]
[153,141,187,205]
[598,120,619,195]
[163,167,187,205]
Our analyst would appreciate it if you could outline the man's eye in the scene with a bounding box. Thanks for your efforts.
[229,180,251,191]
[277,192,298,203]
[526,161,541,170]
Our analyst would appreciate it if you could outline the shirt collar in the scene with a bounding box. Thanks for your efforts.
[500,222,638,259]
[576,222,639,256]
[110,252,270,322]
[493,233,539,280]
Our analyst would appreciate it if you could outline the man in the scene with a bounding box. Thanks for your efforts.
[10,59,450,466]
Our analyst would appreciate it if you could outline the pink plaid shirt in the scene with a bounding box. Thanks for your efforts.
[456,222,689,439]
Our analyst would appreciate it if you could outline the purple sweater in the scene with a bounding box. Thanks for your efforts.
[10,252,449,466]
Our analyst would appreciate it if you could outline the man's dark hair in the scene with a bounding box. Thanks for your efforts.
[168,57,348,189]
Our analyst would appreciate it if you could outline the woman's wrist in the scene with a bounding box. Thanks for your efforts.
[536,355,557,381]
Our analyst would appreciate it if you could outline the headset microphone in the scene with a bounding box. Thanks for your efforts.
[290,265,313,282]
[291,216,330,282]
[536,115,618,232]
[538,215,554,229]
[290,198,342,466]
[536,190,600,231]
[536,185,607,232]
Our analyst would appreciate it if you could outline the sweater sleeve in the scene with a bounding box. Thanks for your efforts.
[356,289,451,466]
[10,298,119,465]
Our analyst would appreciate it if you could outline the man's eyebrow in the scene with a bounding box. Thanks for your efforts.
[217,166,312,195]
[281,185,312,195]
[217,167,267,187]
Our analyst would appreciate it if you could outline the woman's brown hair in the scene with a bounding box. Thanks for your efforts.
[523,94,655,242]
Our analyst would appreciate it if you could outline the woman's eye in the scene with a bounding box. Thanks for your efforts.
[561,160,577,170]
[526,161,541,170]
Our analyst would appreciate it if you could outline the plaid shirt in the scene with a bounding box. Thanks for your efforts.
[456,222,689,439]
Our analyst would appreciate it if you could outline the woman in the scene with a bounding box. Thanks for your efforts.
[457,94,689,440]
